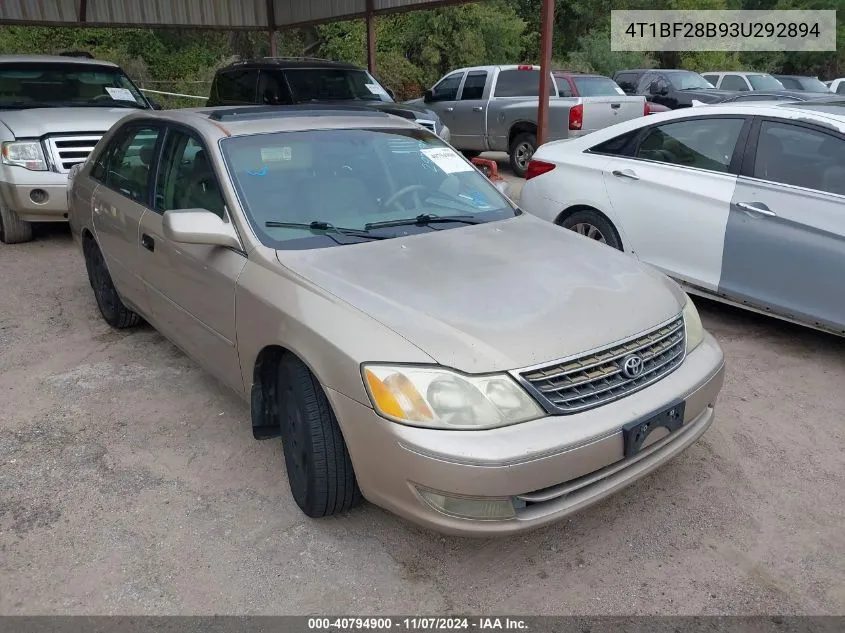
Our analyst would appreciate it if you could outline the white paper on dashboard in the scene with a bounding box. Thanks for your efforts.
[105,87,137,102]
[364,83,388,96]
[421,147,474,173]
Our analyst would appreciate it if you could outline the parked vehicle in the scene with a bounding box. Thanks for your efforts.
[0,54,155,244]
[614,68,737,109]
[701,71,784,92]
[773,75,832,92]
[552,70,626,97]
[409,65,646,177]
[67,104,724,536]
[207,57,449,141]
[825,78,845,95]
[708,89,833,104]
[520,99,845,338]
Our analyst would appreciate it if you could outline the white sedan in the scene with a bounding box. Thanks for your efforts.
[519,100,845,337]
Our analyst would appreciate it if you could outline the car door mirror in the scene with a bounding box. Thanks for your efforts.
[147,97,163,110]
[385,87,396,100]
[162,209,241,250]
[424,89,434,103]
[648,82,662,95]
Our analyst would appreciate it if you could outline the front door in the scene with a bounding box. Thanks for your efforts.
[90,124,162,312]
[425,71,465,136]
[720,118,845,331]
[601,115,749,291]
[450,70,489,151]
[139,127,248,395]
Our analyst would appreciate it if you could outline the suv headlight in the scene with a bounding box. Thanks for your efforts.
[682,294,704,353]
[362,364,544,430]
[2,140,48,171]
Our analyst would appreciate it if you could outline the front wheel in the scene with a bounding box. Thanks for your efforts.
[0,203,33,244]
[560,210,623,251]
[509,132,537,178]
[278,356,362,518]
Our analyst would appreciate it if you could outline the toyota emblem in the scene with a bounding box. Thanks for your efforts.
[620,354,644,380]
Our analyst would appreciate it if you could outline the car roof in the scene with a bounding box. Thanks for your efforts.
[220,57,361,71]
[120,104,425,139]
[0,54,118,67]
[670,99,845,129]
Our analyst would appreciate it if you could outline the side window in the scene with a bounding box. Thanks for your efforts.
[431,72,463,101]
[258,70,293,105]
[104,126,160,203]
[557,77,574,97]
[493,69,555,97]
[615,73,640,94]
[837,83,845,95]
[90,135,119,183]
[589,130,639,156]
[721,74,749,91]
[634,117,745,173]
[777,77,799,90]
[214,69,258,104]
[752,121,845,196]
[155,130,226,218]
[459,71,487,100]
[702,74,720,87]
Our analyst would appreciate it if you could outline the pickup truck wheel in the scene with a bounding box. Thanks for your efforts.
[85,239,142,329]
[509,132,537,178]
[560,210,623,251]
[278,355,362,518]
[461,150,481,159]
[0,203,33,244]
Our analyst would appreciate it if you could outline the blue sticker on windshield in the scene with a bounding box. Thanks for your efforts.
[460,190,494,210]
[246,165,268,176]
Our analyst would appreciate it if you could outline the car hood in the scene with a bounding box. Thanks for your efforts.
[321,100,440,124]
[0,107,137,137]
[277,214,687,374]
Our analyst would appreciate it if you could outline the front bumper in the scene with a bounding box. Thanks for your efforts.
[0,166,70,222]
[327,331,725,536]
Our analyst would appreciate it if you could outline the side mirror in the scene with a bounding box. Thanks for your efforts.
[162,209,241,250]
[424,89,434,103]
[147,97,163,110]
[648,83,661,95]
[385,87,396,100]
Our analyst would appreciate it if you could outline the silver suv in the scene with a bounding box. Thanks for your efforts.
[0,54,154,244]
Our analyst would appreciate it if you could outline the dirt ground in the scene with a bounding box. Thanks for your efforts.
[1,171,843,615]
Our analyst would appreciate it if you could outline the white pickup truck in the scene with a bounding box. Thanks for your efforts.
[407,65,647,177]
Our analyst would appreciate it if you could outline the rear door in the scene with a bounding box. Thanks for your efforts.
[599,114,750,290]
[450,70,490,150]
[138,126,248,393]
[720,117,845,331]
[90,123,162,311]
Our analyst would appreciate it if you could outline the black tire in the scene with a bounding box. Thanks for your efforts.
[461,150,481,160]
[560,210,623,251]
[84,238,142,328]
[0,202,33,244]
[509,131,537,178]
[278,355,362,518]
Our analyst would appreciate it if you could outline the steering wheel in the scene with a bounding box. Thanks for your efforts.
[92,94,113,101]
[383,184,427,211]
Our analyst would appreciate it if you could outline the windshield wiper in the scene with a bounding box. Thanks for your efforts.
[0,101,64,109]
[264,220,389,242]
[364,213,482,230]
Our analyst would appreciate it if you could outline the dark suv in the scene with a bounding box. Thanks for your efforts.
[613,68,737,109]
[208,57,449,141]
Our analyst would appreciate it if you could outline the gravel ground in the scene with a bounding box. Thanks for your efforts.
[1,173,843,615]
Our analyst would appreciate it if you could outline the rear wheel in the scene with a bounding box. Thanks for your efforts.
[278,355,362,518]
[0,203,33,244]
[560,210,623,251]
[84,238,142,329]
[509,132,537,178]
[461,150,481,160]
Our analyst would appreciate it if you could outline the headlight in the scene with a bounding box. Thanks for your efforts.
[362,364,544,430]
[2,140,47,171]
[682,294,704,353]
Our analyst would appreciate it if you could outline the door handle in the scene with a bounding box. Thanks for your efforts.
[736,201,777,217]
[611,103,621,109]
[141,233,155,252]
[473,106,484,112]
[612,169,640,181]
[445,107,454,112]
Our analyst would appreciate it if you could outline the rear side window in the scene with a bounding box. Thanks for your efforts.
[460,71,487,100]
[777,76,801,90]
[721,74,749,91]
[214,69,258,104]
[493,69,555,97]
[589,130,639,156]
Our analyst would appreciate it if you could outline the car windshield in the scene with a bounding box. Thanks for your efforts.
[668,71,714,90]
[748,74,785,90]
[285,68,392,103]
[0,63,148,109]
[797,76,832,92]
[220,128,517,249]
[571,76,625,96]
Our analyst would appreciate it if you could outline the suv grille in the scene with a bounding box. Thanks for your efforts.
[45,135,103,173]
[515,316,686,414]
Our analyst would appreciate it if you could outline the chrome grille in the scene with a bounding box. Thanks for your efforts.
[516,316,686,414]
[45,135,102,173]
